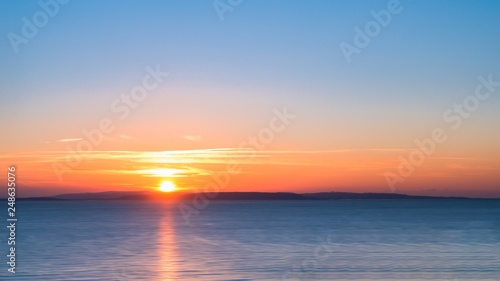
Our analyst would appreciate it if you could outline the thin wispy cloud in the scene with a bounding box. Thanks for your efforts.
[183,135,202,141]
[57,138,83,142]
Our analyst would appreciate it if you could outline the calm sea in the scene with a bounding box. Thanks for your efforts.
[2,200,499,280]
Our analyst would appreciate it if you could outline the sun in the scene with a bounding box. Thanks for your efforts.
[159,181,176,192]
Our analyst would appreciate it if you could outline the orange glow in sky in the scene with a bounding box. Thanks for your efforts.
[1,145,499,198]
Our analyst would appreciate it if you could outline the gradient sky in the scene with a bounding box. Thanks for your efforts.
[1,0,499,197]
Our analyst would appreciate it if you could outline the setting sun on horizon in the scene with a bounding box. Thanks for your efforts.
[159,181,177,193]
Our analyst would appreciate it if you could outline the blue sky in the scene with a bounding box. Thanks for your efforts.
[1,1,500,148]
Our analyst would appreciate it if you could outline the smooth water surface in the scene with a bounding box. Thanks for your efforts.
[2,200,500,280]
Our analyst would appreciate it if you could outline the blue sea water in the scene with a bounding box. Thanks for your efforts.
[1,200,499,280]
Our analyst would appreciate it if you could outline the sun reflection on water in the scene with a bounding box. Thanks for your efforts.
[158,208,178,281]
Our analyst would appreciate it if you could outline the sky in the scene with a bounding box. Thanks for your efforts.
[1,0,499,197]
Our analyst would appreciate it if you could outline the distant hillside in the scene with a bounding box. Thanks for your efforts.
[183,192,307,200]
[53,191,151,200]
[14,191,487,201]
[302,192,469,200]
